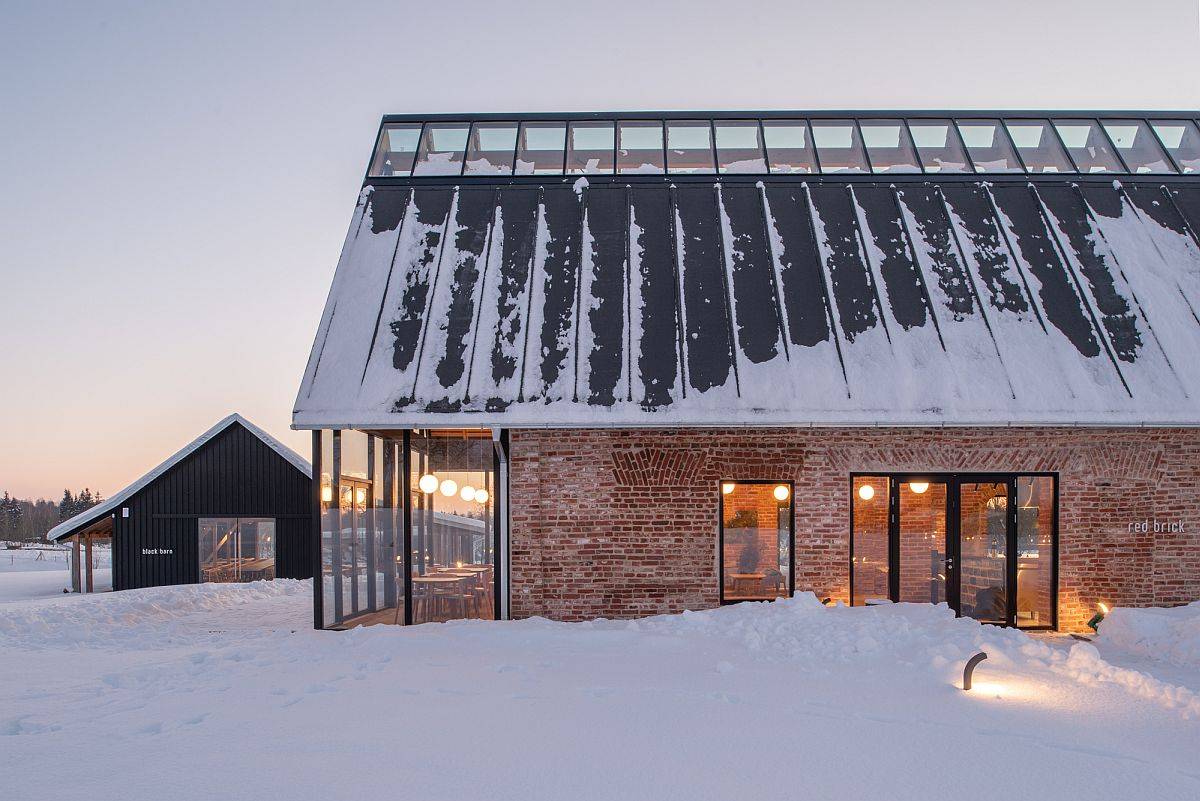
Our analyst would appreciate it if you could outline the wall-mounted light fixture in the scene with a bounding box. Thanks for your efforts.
[963,651,988,691]
[721,482,736,495]
[858,484,875,501]
[909,482,929,494]
[773,484,790,501]
[320,486,333,504]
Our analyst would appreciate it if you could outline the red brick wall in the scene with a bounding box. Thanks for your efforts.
[507,427,1200,631]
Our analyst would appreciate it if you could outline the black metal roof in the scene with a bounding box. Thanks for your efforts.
[294,113,1200,429]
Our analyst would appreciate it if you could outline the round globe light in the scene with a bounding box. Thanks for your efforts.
[773,484,790,501]
[474,488,490,504]
[858,484,875,501]
[418,474,438,494]
[721,482,736,495]
[439,479,458,497]
[460,485,476,501]
[909,481,929,494]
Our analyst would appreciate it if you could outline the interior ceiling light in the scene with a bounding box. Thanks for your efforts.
[773,484,790,501]
[460,484,476,502]
[858,484,875,501]
[418,474,438,494]
[320,486,333,503]
[439,479,458,497]
[355,487,366,505]
[474,488,489,504]
[909,482,929,494]
[721,482,736,495]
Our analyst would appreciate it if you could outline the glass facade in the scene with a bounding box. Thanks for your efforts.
[368,115,1195,178]
[720,482,792,602]
[851,473,1057,628]
[198,517,275,583]
[317,429,498,629]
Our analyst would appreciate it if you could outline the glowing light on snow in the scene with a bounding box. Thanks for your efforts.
[439,479,458,497]
[858,484,875,501]
[773,484,790,501]
[418,474,439,494]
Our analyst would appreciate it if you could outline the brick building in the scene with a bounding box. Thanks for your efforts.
[294,112,1200,631]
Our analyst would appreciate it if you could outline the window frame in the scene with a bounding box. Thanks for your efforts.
[717,479,796,605]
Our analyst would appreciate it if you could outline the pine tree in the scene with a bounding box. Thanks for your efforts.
[59,489,75,521]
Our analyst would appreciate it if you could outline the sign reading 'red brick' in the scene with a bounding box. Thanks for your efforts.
[1128,520,1186,534]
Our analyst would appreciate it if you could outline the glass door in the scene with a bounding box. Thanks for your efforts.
[955,480,1011,625]
[896,479,948,604]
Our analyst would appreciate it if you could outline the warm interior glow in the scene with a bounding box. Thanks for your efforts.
[909,481,929,494]
[354,487,366,505]
[858,484,875,501]
[473,488,489,503]
[721,482,736,495]
[460,484,476,501]
[320,485,332,503]
[418,473,438,494]
[773,484,790,501]
[439,478,458,497]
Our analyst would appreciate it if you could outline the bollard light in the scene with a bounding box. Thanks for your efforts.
[963,651,988,691]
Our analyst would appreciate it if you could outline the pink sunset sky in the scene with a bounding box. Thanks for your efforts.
[2,0,1198,500]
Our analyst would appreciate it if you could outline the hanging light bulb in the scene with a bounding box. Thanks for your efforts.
[418,473,438,494]
[721,482,736,495]
[474,488,489,503]
[858,484,875,501]
[773,484,790,501]
[909,482,929,494]
[460,484,476,502]
[439,478,458,497]
[320,485,332,504]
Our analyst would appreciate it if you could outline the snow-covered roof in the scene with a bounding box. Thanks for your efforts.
[294,175,1200,429]
[47,414,311,542]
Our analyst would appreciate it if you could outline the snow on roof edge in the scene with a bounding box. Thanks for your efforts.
[46,414,311,542]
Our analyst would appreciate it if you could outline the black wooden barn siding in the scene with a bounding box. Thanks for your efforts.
[110,422,312,590]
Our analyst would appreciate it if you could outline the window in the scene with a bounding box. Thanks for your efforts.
[714,120,766,173]
[908,120,971,173]
[617,120,665,174]
[763,120,817,173]
[1102,120,1176,173]
[515,121,566,175]
[463,121,517,176]
[1150,120,1200,174]
[1005,120,1075,173]
[566,120,615,175]
[720,481,792,602]
[811,120,869,173]
[850,476,889,605]
[1053,120,1124,173]
[666,120,715,174]
[199,518,275,583]
[956,120,1024,172]
[1015,476,1054,628]
[410,430,496,624]
[412,122,470,176]
[859,119,921,173]
[369,123,423,177]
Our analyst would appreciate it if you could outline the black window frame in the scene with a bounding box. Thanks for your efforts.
[717,479,796,605]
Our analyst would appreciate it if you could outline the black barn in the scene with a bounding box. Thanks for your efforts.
[47,413,313,592]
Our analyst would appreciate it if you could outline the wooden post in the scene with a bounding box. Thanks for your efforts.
[85,535,94,594]
[71,538,82,593]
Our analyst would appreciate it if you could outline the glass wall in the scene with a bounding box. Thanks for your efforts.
[850,476,889,605]
[316,428,499,629]
[410,430,496,624]
[199,517,275,583]
[720,482,792,602]
[958,481,1008,625]
[370,116,1196,178]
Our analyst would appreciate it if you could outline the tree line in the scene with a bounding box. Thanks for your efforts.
[0,489,105,542]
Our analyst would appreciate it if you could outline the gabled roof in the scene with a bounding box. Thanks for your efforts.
[46,414,310,542]
[294,112,1200,430]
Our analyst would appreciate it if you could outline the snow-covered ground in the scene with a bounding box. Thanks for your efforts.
[2,583,1198,801]
[0,543,111,602]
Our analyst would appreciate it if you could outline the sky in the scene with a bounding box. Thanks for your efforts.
[2,0,1199,500]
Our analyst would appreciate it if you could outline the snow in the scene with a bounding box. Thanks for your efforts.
[0,544,111,602]
[1096,601,1200,668]
[4,585,1200,800]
